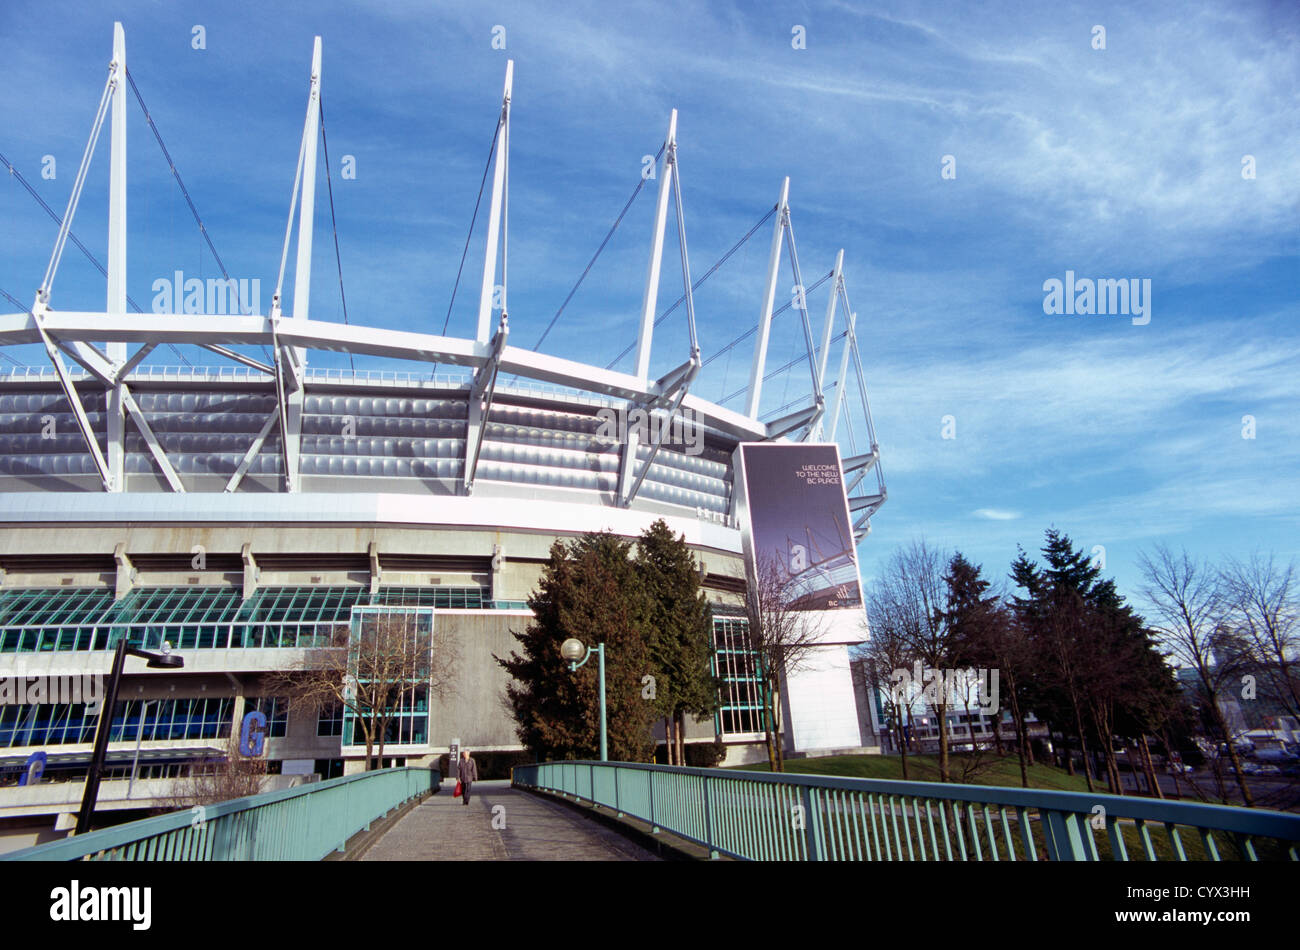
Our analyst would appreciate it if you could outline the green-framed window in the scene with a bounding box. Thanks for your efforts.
[711,617,768,736]
[340,607,433,752]
[0,584,491,653]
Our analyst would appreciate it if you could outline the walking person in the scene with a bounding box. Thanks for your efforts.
[457,748,478,806]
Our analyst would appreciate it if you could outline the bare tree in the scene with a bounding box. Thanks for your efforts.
[159,733,268,811]
[1079,602,1147,796]
[744,553,828,771]
[950,672,1001,785]
[968,604,1037,787]
[1138,544,1254,806]
[857,601,918,779]
[1221,552,1300,722]
[267,611,459,771]
[870,540,960,780]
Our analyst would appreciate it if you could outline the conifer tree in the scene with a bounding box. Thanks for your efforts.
[1012,528,1175,796]
[1011,531,1103,788]
[495,533,657,762]
[943,553,1031,777]
[636,520,718,765]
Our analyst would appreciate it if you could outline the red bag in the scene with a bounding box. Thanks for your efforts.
[453,780,462,797]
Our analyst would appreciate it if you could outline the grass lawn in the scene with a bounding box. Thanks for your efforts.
[730,752,1097,794]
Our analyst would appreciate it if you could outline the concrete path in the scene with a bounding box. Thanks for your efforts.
[360,780,661,861]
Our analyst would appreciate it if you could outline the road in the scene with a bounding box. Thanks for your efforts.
[1115,770,1300,812]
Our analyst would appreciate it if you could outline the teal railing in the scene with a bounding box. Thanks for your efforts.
[2,766,433,861]
[512,761,1300,861]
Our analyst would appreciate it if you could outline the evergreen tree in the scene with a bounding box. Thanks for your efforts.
[1114,628,1184,798]
[944,553,1002,659]
[1012,528,1175,796]
[636,520,718,765]
[495,533,657,762]
[943,553,1034,777]
[1010,531,1104,787]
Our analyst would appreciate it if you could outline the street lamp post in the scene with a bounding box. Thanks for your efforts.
[560,638,606,762]
[76,637,183,836]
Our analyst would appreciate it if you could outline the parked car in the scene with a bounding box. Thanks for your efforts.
[1255,748,1299,764]
[1219,741,1254,756]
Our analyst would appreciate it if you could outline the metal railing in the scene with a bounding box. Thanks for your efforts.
[0,362,625,409]
[512,761,1300,861]
[2,766,433,861]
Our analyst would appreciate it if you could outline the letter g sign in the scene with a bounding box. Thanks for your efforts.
[240,710,267,756]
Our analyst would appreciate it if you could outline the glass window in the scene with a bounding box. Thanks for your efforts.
[247,696,289,738]
[711,617,766,736]
[0,585,492,653]
[317,701,344,737]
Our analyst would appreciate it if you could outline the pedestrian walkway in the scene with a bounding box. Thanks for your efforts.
[359,780,661,861]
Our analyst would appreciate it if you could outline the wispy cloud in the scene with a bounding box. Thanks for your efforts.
[0,0,1294,605]
[973,508,1020,521]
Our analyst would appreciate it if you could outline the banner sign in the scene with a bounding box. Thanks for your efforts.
[733,443,863,611]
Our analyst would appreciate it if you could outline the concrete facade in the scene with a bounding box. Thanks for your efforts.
[0,514,782,849]
[0,384,872,852]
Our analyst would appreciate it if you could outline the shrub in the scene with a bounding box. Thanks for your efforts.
[684,738,727,769]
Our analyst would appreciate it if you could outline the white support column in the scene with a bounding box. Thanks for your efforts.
[464,315,509,495]
[816,249,843,391]
[272,321,304,493]
[241,543,260,601]
[106,22,127,488]
[842,275,883,465]
[122,386,185,492]
[745,177,789,420]
[33,321,112,490]
[35,55,117,311]
[224,408,279,494]
[115,343,156,382]
[113,543,134,601]
[809,249,843,440]
[633,109,677,384]
[106,22,126,340]
[616,427,641,503]
[55,340,116,385]
[827,309,856,442]
[368,541,382,596]
[279,35,320,493]
[491,545,507,602]
[291,36,322,327]
[476,60,513,344]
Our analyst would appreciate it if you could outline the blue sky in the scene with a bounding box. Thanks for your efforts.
[0,1,1296,609]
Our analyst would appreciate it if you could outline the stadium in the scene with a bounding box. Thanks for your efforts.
[0,25,886,851]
